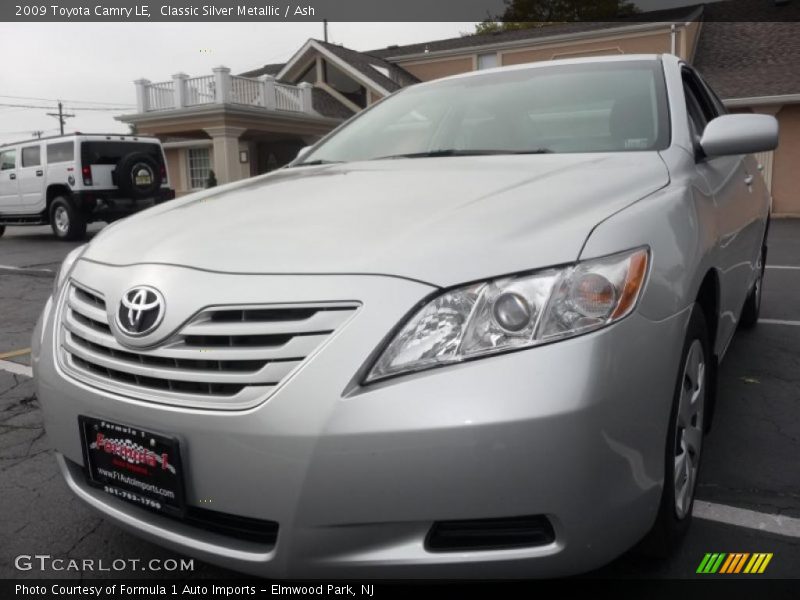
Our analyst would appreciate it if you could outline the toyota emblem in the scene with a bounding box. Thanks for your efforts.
[116,286,165,336]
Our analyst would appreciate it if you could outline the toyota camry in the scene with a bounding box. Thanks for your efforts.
[33,54,778,578]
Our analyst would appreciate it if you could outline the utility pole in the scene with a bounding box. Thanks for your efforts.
[46,101,75,136]
[323,19,328,42]
[31,130,43,139]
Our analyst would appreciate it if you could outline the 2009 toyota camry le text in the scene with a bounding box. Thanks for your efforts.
[33,54,778,578]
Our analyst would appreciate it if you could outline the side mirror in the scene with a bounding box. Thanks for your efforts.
[295,146,312,161]
[700,114,778,158]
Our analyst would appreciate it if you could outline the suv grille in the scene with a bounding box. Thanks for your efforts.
[57,281,358,409]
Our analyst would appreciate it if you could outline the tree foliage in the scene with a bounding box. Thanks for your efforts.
[474,0,639,34]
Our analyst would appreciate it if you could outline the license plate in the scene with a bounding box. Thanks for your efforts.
[79,416,186,518]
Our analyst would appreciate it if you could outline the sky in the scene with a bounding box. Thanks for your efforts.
[0,22,473,145]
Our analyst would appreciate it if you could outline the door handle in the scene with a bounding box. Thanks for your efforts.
[8,173,15,180]
[36,169,43,176]
[744,174,754,186]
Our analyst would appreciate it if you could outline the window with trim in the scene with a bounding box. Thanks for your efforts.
[322,60,367,108]
[0,149,16,170]
[47,142,74,163]
[21,146,41,167]
[188,147,211,189]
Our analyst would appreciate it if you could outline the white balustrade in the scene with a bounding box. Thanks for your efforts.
[146,81,175,111]
[185,75,215,106]
[138,68,311,114]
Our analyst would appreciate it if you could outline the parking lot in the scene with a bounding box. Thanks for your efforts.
[1,220,798,580]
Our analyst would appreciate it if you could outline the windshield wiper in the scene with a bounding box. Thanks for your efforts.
[370,149,552,160]
[291,159,344,167]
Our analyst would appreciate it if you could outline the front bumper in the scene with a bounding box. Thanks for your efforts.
[33,264,690,578]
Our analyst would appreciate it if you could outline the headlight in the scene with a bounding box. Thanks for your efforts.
[53,244,87,298]
[365,247,649,383]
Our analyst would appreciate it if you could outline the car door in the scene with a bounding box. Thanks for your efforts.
[683,69,759,354]
[0,148,20,212]
[18,144,45,212]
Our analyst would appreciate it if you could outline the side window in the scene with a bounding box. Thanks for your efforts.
[682,70,718,140]
[21,146,41,167]
[0,149,16,170]
[47,142,74,163]
[684,87,706,140]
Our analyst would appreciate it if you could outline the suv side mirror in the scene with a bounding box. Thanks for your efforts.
[700,114,778,158]
[295,146,312,161]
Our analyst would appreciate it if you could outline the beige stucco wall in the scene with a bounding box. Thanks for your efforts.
[395,28,688,83]
[772,104,800,216]
[400,56,474,81]
[501,31,672,65]
[680,20,702,61]
[163,148,182,194]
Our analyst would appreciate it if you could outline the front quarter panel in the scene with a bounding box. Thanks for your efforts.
[580,148,714,323]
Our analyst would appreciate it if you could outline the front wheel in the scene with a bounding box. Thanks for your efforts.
[0,225,5,238]
[49,196,87,241]
[641,304,709,557]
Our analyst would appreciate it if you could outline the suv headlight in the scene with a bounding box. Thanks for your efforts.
[53,244,87,298]
[365,247,649,383]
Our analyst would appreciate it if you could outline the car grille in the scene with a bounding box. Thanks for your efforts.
[57,281,358,410]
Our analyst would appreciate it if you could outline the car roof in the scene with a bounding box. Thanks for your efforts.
[0,132,161,148]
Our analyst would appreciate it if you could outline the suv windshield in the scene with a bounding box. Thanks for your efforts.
[300,60,670,164]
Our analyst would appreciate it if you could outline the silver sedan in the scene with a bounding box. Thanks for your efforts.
[33,54,777,578]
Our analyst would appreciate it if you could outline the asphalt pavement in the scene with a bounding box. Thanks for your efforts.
[0,220,798,580]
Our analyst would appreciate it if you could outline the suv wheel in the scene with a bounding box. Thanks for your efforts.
[640,304,709,557]
[50,196,87,241]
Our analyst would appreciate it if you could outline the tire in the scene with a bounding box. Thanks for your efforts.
[739,242,767,329]
[49,196,87,241]
[116,152,162,200]
[0,225,5,238]
[640,304,710,557]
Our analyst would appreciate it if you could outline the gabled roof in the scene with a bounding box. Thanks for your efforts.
[275,38,419,96]
[313,40,419,92]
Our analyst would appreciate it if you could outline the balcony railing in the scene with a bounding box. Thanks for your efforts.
[134,66,313,115]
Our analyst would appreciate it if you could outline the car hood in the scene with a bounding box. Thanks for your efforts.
[83,153,669,287]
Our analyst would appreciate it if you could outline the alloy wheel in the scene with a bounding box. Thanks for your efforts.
[54,206,70,235]
[674,339,705,519]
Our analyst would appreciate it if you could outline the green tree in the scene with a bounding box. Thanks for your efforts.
[474,0,638,34]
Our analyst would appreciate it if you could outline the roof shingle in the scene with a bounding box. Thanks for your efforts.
[694,21,800,98]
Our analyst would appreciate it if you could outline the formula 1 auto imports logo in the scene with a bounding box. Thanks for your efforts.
[91,433,176,474]
[696,552,773,574]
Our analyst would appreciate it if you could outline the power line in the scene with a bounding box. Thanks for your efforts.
[0,94,134,107]
[0,102,133,111]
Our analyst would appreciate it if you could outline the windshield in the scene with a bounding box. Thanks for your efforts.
[300,60,670,164]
